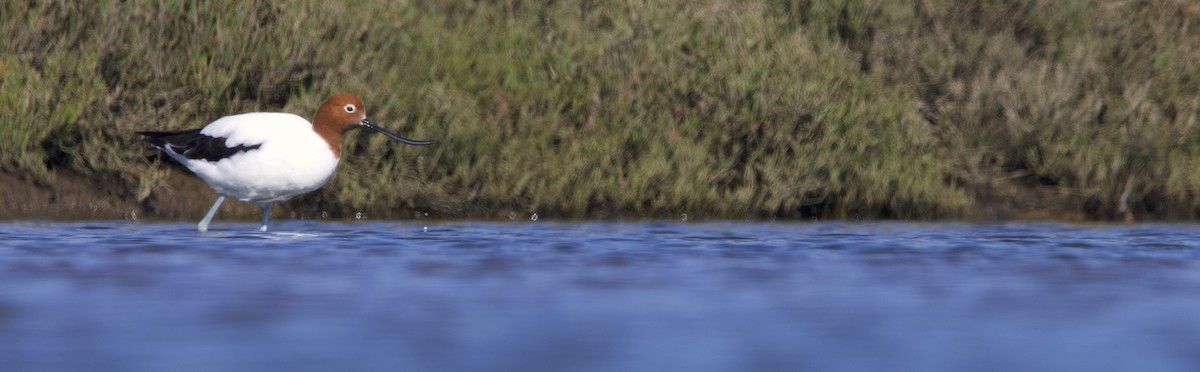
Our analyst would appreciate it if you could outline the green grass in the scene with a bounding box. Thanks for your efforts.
[2,0,1198,220]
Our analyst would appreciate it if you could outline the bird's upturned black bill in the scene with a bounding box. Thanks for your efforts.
[361,119,431,145]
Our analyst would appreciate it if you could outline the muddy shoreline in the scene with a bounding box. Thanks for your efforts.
[1,170,1105,222]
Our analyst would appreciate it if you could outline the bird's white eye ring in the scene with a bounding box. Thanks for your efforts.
[344,104,356,113]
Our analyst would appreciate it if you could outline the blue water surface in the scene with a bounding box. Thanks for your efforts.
[1,220,1199,372]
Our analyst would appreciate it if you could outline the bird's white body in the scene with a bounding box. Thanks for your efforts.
[168,113,340,203]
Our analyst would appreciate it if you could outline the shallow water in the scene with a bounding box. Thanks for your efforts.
[1,220,1199,372]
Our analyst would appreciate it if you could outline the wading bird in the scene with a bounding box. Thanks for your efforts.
[138,94,429,232]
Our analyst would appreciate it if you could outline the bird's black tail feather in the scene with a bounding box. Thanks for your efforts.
[136,129,261,162]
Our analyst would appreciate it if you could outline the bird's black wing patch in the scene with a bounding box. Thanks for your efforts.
[137,129,263,162]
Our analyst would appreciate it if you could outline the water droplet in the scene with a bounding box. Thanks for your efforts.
[680,213,688,222]
[321,211,328,218]
[355,212,365,220]
[531,213,539,221]
[423,226,428,232]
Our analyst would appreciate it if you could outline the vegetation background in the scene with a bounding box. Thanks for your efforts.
[2,0,1199,221]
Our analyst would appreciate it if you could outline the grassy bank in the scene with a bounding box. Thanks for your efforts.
[2,0,1198,220]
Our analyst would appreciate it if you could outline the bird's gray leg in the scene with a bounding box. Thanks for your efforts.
[198,196,226,232]
[260,203,272,232]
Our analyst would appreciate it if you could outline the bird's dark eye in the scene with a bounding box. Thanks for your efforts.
[344,104,356,113]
